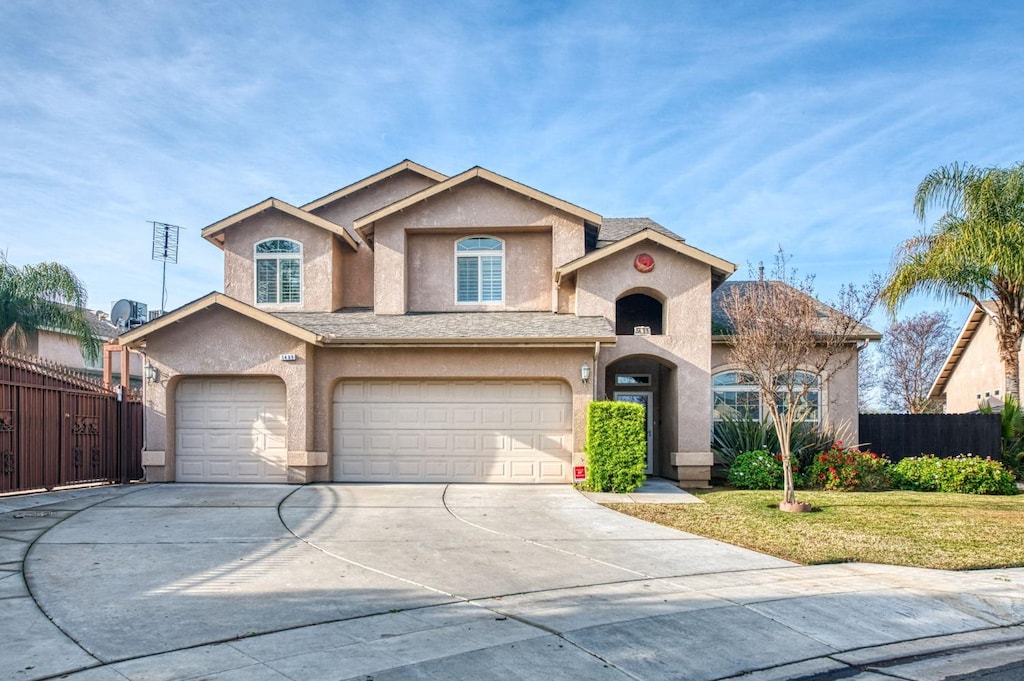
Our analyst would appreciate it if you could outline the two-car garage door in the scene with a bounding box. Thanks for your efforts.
[174,377,573,484]
[333,379,573,483]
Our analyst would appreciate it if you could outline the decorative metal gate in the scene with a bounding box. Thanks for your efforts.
[0,353,143,494]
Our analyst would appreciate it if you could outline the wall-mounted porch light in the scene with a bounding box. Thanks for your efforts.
[144,362,158,383]
[580,362,591,384]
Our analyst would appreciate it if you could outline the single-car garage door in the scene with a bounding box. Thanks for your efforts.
[175,377,288,483]
[333,379,572,483]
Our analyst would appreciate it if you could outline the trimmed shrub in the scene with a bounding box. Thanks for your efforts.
[583,401,646,493]
[727,450,788,490]
[892,455,1018,495]
[808,444,891,491]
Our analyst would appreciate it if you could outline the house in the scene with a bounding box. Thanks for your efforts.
[24,306,143,387]
[117,161,870,486]
[929,303,1009,413]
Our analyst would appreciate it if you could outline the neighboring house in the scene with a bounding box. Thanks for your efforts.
[929,303,1008,413]
[118,160,873,486]
[25,307,142,387]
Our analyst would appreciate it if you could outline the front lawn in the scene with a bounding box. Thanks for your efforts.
[609,489,1024,570]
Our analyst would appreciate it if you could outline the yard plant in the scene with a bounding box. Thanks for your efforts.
[582,400,646,493]
[891,455,1017,495]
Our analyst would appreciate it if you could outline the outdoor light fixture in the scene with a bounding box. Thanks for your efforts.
[580,362,591,384]
[144,362,158,384]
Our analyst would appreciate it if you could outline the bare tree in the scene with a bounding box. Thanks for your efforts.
[875,311,955,413]
[720,252,881,508]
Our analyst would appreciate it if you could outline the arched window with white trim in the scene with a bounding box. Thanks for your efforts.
[255,238,302,305]
[455,236,503,303]
[712,370,821,424]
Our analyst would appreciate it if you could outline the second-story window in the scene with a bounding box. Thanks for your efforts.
[255,239,302,304]
[456,237,503,303]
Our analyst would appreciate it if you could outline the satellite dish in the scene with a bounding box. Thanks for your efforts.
[111,299,133,330]
[111,299,147,330]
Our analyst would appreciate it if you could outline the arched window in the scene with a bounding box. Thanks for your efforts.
[255,239,302,304]
[712,370,821,423]
[456,236,503,303]
[615,293,663,335]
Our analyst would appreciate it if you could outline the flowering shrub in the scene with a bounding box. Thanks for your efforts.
[808,443,891,491]
[891,455,1018,495]
[728,449,795,490]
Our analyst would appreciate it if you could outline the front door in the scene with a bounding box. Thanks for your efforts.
[613,391,653,474]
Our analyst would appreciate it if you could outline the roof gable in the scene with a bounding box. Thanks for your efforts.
[117,292,322,347]
[555,228,736,288]
[201,198,358,251]
[301,160,447,213]
[353,166,602,241]
[928,303,992,400]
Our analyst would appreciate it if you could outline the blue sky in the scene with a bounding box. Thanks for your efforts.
[2,1,1023,331]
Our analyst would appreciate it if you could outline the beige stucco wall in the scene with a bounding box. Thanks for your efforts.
[576,241,713,456]
[222,212,339,313]
[943,315,1008,413]
[406,230,552,312]
[138,306,320,483]
[371,179,586,314]
[710,343,861,442]
[311,169,439,310]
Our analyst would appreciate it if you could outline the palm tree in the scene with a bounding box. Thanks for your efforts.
[883,162,1024,401]
[0,253,101,362]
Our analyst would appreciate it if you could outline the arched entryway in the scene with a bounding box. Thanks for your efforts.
[603,355,677,477]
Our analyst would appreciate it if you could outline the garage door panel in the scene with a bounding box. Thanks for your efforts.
[333,379,571,483]
[175,378,288,483]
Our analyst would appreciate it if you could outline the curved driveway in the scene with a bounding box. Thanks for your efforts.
[5,483,1024,680]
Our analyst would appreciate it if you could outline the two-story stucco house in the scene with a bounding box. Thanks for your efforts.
[118,161,868,487]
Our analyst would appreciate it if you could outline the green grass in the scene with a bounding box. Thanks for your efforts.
[608,489,1024,570]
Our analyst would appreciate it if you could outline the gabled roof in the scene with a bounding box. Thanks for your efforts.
[117,294,614,349]
[554,228,736,288]
[928,303,992,400]
[201,198,358,251]
[274,311,615,346]
[353,166,602,241]
[117,293,323,348]
[710,281,882,341]
[301,160,447,212]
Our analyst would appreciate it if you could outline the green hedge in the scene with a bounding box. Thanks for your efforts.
[891,455,1018,495]
[583,401,646,492]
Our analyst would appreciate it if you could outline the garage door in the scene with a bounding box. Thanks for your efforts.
[333,379,572,483]
[175,377,288,483]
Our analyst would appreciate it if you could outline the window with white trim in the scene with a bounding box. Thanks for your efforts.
[456,237,503,303]
[255,239,302,304]
[712,370,820,424]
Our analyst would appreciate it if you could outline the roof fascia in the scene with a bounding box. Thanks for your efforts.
[321,336,616,348]
[555,229,737,284]
[927,304,987,400]
[201,199,358,251]
[117,293,323,348]
[353,167,602,241]
[301,160,448,212]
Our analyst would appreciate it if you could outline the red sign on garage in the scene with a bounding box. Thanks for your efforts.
[574,465,586,481]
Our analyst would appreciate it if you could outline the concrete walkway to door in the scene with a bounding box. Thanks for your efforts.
[2,483,1024,680]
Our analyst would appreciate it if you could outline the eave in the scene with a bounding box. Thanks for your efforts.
[301,160,448,212]
[353,166,602,243]
[928,304,988,400]
[201,198,358,251]
[555,229,737,287]
[117,293,323,348]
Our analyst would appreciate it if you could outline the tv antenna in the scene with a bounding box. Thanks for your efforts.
[150,221,183,314]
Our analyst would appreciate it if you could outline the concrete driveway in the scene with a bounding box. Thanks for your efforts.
[3,483,1024,681]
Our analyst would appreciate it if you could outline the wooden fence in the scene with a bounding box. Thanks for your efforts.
[858,413,1002,462]
[0,352,143,494]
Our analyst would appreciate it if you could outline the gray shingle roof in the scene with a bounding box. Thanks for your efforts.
[711,281,881,339]
[598,218,685,248]
[273,310,615,342]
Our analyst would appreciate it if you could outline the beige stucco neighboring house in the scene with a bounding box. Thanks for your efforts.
[118,160,874,487]
[25,307,143,387]
[929,303,1011,413]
